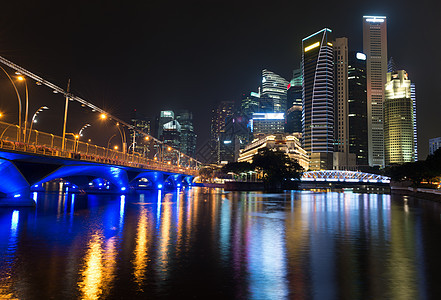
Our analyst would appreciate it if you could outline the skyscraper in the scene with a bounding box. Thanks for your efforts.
[348,51,368,168]
[285,68,302,134]
[333,37,353,170]
[302,28,334,170]
[157,110,174,140]
[175,109,197,157]
[411,83,417,161]
[363,15,388,167]
[260,69,289,113]
[210,101,235,163]
[241,91,260,118]
[384,70,415,165]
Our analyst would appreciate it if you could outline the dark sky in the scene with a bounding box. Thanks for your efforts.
[0,0,440,158]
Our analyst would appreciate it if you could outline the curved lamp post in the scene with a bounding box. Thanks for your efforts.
[0,66,22,141]
[27,106,49,143]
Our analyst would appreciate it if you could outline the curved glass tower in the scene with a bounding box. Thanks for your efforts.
[302,28,334,170]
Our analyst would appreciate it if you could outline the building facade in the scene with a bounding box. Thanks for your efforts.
[384,70,415,165]
[363,15,388,167]
[348,52,369,168]
[238,134,309,171]
[429,137,441,156]
[260,69,289,113]
[285,68,302,134]
[175,109,197,157]
[251,113,285,136]
[302,28,334,170]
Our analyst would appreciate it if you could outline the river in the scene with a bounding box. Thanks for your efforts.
[0,187,440,299]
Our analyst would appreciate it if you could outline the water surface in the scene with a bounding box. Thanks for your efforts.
[0,188,440,299]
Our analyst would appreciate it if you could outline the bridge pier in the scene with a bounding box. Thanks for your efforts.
[0,158,35,206]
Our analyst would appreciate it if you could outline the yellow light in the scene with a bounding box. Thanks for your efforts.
[17,76,25,81]
[114,145,118,150]
[0,113,3,118]
[154,157,157,160]
[167,147,171,151]
[75,134,80,139]
[100,113,107,120]
[167,161,171,165]
[304,42,320,52]
[145,136,149,141]
[327,42,333,46]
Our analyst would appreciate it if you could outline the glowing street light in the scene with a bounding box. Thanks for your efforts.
[27,106,49,143]
[100,113,107,120]
[114,145,118,150]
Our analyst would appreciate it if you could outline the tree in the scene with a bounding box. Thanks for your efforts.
[252,148,304,190]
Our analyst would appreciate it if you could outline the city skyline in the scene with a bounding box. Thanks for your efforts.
[0,1,439,159]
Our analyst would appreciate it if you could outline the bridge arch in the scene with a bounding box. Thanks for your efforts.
[301,170,390,183]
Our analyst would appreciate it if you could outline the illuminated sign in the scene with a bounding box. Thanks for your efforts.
[304,42,320,52]
[364,16,386,23]
[250,92,260,98]
[223,140,232,144]
[161,111,174,117]
[252,113,284,120]
[356,52,366,60]
[327,42,333,47]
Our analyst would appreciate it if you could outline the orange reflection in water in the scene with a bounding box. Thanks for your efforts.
[132,206,151,288]
[78,231,118,300]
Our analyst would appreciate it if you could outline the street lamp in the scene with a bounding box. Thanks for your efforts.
[0,66,22,141]
[16,75,29,142]
[27,106,49,143]
[78,123,91,137]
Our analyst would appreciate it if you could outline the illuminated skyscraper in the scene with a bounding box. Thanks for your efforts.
[175,109,197,157]
[363,15,387,167]
[384,70,415,165]
[285,68,302,134]
[260,69,289,113]
[411,83,417,161]
[302,28,334,170]
[348,51,368,168]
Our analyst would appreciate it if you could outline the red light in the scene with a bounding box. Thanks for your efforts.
[287,83,291,90]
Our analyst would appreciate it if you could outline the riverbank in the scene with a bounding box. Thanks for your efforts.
[391,186,441,202]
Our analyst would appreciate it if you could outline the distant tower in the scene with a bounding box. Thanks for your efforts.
[302,28,334,170]
[285,68,302,134]
[348,52,368,168]
[210,101,235,163]
[411,83,417,161]
[363,15,388,167]
[157,110,174,140]
[260,69,289,113]
[175,109,197,157]
[384,70,415,165]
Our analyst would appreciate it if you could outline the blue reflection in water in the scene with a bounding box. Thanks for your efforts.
[32,192,38,204]
[156,190,162,228]
[119,195,125,232]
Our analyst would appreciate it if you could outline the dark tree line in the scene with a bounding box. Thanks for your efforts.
[384,148,441,186]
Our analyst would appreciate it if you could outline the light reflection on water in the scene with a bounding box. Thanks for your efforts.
[0,189,440,299]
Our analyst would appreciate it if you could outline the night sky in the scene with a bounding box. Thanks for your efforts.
[0,0,440,159]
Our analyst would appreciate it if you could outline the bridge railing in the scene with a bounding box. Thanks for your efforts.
[0,121,198,176]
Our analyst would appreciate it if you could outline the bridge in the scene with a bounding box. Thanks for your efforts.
[0,55,201,206]
[300,170,390,189]
[0,121,199,205]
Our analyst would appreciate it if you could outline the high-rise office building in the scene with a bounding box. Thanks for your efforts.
[260,69,289,113]
[302,28,334,170]
[157,110,174,140]
[285,68,302,134]
[384,70,415,165]
[411,83,417,161]
[251,113,285,136]
[241,91,260,118]
[175,109,197,157]
[363,15,388,167]
[210,101,235,163]
[333,37,352,170]
[162,120,181,149]
[429,137,441,156]
[348,51,368,168]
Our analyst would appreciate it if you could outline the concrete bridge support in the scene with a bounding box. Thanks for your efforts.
[0,158,34,206]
